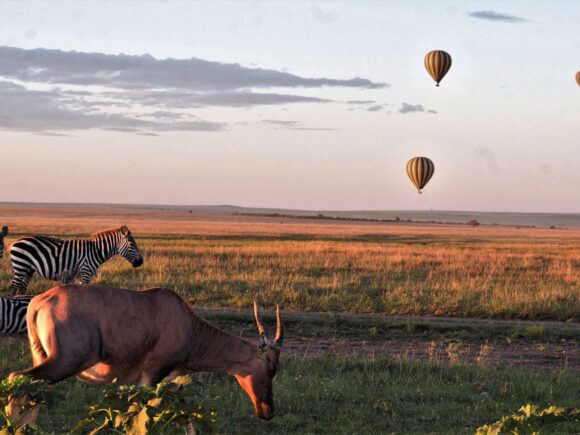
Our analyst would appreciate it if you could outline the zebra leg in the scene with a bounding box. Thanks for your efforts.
[10,269,35,295]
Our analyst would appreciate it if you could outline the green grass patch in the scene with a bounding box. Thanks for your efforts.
[0,339,577,434]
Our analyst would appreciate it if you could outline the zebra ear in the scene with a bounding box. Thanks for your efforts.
[120,225,129,236]
[0,226,7,237]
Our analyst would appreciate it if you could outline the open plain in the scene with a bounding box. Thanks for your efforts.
[0,203,578,433]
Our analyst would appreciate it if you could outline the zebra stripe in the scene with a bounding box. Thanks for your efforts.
[9,226,143,294]
[0,295,32,334]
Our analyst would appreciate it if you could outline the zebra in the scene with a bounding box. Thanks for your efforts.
[0,295,33,334]
[0,226,8,260]
[8,225,144,294]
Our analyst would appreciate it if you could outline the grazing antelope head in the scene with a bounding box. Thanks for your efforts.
[234,303,284,420]
[117,225,143,268]
[0,226,7,259]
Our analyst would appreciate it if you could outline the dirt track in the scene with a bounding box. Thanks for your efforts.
[281,336,579,370]
[3,308,578,371]
[4,332,576,371]
[198,307,580,371]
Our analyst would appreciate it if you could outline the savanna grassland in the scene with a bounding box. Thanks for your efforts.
[0,204,578,433]
[1,204,578,320]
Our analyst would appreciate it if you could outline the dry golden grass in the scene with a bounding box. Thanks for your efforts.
[0,204,578,320]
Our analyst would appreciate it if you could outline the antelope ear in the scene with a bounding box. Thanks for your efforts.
[257,334,269,352]
[120,225,129,235]
[0,226,7,237]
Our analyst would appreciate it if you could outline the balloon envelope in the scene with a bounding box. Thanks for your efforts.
[424,50,452,86]
[406,157,435,193]
[576,71,580,87]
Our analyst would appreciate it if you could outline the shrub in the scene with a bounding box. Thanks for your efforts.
[0,375,216,435]
[71,375,216,434]
[476,404,580,434]
[0,375,50,434]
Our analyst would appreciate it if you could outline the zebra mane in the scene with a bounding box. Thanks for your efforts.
[89,228,123,241]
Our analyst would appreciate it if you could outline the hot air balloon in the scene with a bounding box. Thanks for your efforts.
[424,50,452,86]
[407,157,435,194]
[576,71,580,87]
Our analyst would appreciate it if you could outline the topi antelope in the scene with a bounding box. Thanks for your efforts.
[9,284,283,422]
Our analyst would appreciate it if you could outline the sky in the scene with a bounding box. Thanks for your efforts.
[0,0,578,213]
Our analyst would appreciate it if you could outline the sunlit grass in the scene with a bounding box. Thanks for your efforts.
[0,231,580,320]
[1,215,578,320]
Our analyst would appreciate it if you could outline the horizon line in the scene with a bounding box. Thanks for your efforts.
[0,201,578,216]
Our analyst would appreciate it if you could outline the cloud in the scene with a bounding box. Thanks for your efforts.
[261,120,300,127]
[311,6,337,24]
[474,145,500,173]
[0,46,385,134]
[345,100,389,112]
[0,80,224,133]
[366,103,389,112]
[168,91,331,107]
[398,102,437,114]
[469,10,527,23]
[0,46,385,91]
[81,89,332,109]
[34,131,71,137]
[260,119,335,131]
[346,100,376,105]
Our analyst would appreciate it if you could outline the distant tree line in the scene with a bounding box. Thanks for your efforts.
[237,213,555,229]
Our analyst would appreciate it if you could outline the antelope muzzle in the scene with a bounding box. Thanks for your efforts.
[256,403,274,420]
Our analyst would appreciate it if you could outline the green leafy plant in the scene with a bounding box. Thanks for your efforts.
[0,376,50,434]
[476,404,580,435]
[71,375,217,434]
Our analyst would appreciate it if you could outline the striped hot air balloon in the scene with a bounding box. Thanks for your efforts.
[406,157,435,194]
[424,50,452,87]
[576,71,580,87]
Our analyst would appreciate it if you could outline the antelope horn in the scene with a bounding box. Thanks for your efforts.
[253,301,268,337]
[274,304,284,346]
